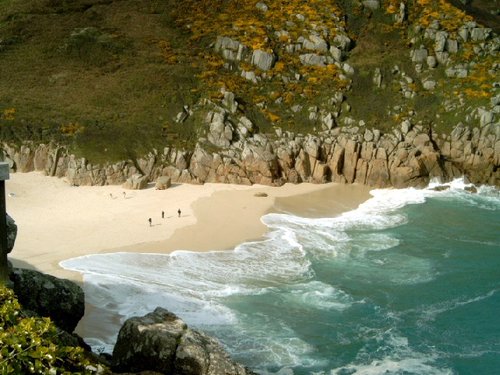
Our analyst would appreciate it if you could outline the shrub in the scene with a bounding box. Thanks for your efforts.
[0,285,104,374]
[1,108,16,121]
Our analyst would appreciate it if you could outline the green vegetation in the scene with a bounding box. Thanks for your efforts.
[0,285,105,374]
[345,7,413,132]
[0,0,497,161]
[0,0,201,162]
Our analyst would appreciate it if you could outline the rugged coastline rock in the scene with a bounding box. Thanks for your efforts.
[112,307,256,375]
[9,268,85,333]
[1,2,498,191]
[3,213,90,351]
[2,119,498,189]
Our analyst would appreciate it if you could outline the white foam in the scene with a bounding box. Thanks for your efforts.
[425,178,500,210]
[219,319,326,370]
[285,281,354,311]
[418,289,499,322]
[61,226,315,353]
[83,338,114,355]
[59,177,499,364]
[330,356,453,375]
[330,330,453,375]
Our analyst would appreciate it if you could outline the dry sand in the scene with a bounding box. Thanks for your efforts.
[5,172,372,283]
[5,171,372,345]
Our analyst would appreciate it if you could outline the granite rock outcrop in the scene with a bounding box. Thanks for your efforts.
[2,117,498,189]
[112,307,256,375]
[10,268,85,333]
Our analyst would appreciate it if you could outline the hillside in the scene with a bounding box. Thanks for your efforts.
[0,0,498,168]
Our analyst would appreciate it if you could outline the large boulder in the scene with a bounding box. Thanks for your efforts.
[300,35,329,52]
[33,144,50,171]
[155,176,172,190]
[215,36,247,61]
[112,307,256,375]
[251,49,276,71]
[123,174,149,190]
[10,268,85,333]
[299,53,327,67]
[206,111,234,148]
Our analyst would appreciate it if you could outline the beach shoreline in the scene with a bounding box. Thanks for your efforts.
[6,172,372,280]
[5,171,372,346]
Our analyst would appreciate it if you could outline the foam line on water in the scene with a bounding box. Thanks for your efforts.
[329,330,454,375]
[284,281,354,311]
[213,315,327,370]
[59,178,498,367]
[329,356,453,375]
[417,288,499,322]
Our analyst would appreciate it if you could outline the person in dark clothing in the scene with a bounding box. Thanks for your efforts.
[177,209,181,218]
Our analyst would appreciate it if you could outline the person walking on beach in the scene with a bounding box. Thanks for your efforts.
[177,209,181,218]
[162,211,165,219]
[148,218,152,226]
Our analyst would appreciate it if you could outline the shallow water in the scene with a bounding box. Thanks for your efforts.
[61,179,500,374]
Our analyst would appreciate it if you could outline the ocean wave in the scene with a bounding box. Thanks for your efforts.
[328,356,454,375]
[59,177,499,370]
[284,281,355,311]
[213,315,326,371]
[426,178,500,211]
[328,330,454,375]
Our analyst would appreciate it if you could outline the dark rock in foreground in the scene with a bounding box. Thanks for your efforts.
[6,213,17,254]
[10,268,85,333]
[112,307,256,375]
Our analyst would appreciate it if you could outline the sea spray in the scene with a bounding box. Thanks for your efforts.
[61,179,500,374]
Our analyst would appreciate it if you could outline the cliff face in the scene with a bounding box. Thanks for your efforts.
[1,118,499,189]
[0,0,498,188]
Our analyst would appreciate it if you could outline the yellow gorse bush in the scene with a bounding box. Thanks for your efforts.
[60,122,84,136]
[415,0,473,35]
[385,0,406,15]
[172,0,348,118]
[2,108,16,121]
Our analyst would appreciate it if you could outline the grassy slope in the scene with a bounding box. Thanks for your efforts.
[0,0,201,161]
[343,7,412,132]
[0,0,497,162]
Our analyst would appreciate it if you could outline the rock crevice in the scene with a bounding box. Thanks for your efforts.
[2,119,498,189]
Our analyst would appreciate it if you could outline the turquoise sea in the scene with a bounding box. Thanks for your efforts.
[61,179,500,375]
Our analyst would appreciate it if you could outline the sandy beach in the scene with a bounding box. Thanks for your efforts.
[5,171,372,343]
[6,172,372,282]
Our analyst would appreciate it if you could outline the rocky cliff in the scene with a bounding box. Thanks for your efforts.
[1,116,499,189]
[0,0,498,187]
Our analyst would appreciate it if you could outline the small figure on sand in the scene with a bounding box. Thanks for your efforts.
[162,211,165,219]
[109,193,113,199]
[148,218,152,226]
[123,192,126,198]
[177,209,181,218]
